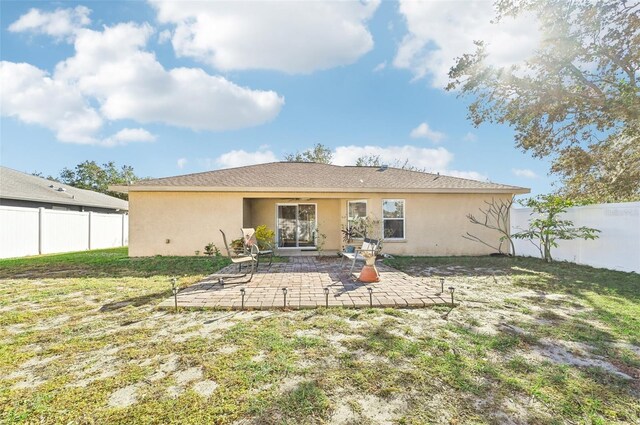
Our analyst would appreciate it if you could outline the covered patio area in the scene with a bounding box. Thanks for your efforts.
[159,257,453,310]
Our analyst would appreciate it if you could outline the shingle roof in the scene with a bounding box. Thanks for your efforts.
[0,166,129,210]
[114,162,528,194]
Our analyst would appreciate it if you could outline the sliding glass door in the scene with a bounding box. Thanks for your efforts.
[277,204,317,248]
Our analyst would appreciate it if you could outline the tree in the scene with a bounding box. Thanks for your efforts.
[355,154,425,171]
[57,161,139,200]
[284,143,333,164]
[554,136,640,203]
[462,197,516,255]
[448,0,640,202]
[31,171,57,181]
[512,195,600,262]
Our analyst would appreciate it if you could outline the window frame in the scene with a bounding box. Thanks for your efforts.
[382,199,405,240]
[347,200,368,239]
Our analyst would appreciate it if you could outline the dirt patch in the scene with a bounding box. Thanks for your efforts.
[21,354,60,369]
[531,339,633,379]
[10,371,46,389]
[175,367,203,386]
[6,323,27,334]
[146,353,180,382]
[329,401,357,424]
[352,349,389,364]
[279,376,304,393]
[193,380,218,398]
[33,315,70,331]
[108,384,139,408]
[152,312,237,343]
[69,346,122,387]
[358,394,407,424]
[326,333,351,353]
[166,385,184,398]
[293,329,321,337]
[218,345,238,355]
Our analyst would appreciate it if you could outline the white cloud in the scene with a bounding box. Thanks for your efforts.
[158,29,172,44]
[214,148,278,169]
[463,132,478,142]
[56,23,284,131]
[333,145,487,181]
[394,0,540,88]
[373,61,387,72]
[1,17,284,145]
[101,128,156,147]
[177,158,188,169]
[150,0,380,73]
[333,145,450,170]
[512,168,538,178]
[446,170,488,181]
[8,6,90,40]
[0,61,102,144]
[409,122,445,143]
[0,62,156,147]
[207,144,488,181]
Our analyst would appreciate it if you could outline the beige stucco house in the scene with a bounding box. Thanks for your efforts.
[111,162,529,257]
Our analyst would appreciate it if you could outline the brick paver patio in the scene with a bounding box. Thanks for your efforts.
[159,257,454,310]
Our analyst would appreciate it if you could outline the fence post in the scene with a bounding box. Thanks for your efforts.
[38,207,44,255]
[88,211,93,250]
[121,214,126,247]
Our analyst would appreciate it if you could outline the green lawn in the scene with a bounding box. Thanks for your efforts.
[1,249,638,424]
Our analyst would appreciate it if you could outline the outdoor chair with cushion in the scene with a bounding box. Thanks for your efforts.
[220,229,258,283]
[241,228,274,267]
[339,238,380,276]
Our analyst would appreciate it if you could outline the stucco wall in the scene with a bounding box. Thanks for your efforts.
[128,192,243,256]
[128,191,514,256]
[330,193,513,256]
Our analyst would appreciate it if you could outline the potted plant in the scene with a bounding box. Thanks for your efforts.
[341,224,357,253]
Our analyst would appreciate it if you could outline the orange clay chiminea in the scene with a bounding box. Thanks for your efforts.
[358,264,379,283]
[358,252,379,282]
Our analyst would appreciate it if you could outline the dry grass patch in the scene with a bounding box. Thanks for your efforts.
[0,250,638,423]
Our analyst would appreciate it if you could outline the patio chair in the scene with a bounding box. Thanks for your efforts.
[241,228,274,267]
[220,229,258,283]
[339,238,380,276]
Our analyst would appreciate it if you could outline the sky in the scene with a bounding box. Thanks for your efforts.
[0,0,553,196]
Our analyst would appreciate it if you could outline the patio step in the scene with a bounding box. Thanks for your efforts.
[277,250,338,257]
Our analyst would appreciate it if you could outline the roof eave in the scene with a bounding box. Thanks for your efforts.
[110,185,530,195]
[0,194,129,210]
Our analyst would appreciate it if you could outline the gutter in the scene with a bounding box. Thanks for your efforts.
[109,185,530,195]
[0,195,129,211]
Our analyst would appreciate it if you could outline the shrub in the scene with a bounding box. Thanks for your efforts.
[231,238,244,252]
[255,225,275,249]
[204,242,221,257]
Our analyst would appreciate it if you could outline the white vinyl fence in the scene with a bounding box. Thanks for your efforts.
[0,206,128,259]
[511,202,640,273]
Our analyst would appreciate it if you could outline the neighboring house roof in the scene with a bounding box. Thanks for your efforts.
[0,166,129,211]
[112,162,529,194]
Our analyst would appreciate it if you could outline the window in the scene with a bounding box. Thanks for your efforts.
[382,199,405,239]
[347,200,367,238]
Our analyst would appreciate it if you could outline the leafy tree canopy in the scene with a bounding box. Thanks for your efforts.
[283,143,333,164]
[45,161,139,200]
[448,0,640,203]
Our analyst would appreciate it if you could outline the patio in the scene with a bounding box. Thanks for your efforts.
[159,256,453,310]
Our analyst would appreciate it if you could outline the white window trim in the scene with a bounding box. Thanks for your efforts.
[382,199,405,240]
[274,203,318,249]
[347,200,368,239]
